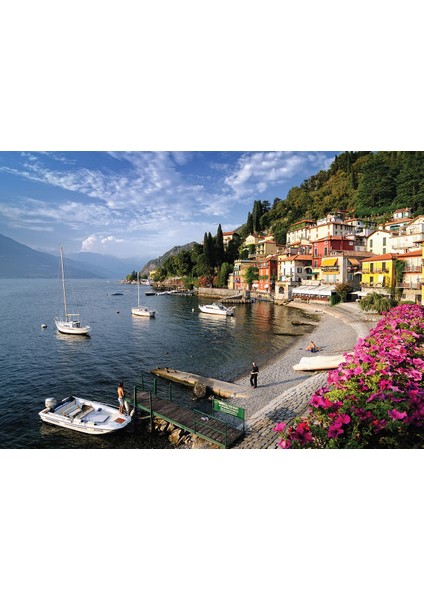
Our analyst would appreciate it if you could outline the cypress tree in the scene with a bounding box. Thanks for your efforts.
[215,224,225,267]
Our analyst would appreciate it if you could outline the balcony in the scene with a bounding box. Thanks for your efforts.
[398,281,422,290]
[361,268,389,274]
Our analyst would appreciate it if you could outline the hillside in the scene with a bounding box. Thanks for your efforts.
[265,151,424,243]
[0,234,102,278]
[139,242,197,276]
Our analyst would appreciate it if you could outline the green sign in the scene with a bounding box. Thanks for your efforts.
[212,399,245,420]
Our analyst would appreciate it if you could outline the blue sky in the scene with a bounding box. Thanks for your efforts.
[0,151,338,261]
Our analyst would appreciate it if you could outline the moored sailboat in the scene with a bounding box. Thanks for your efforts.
[54,245,91,335]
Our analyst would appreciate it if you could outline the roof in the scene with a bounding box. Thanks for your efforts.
[360,253,396,262]
[395,250,423,258]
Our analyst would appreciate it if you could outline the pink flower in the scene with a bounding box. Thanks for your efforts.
[388,409,408,420]
[273,422,286,432]
[278,439,291,449]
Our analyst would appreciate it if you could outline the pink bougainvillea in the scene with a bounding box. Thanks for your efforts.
[276,304,424,449]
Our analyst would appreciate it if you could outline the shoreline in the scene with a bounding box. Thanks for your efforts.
[231,301,376,422]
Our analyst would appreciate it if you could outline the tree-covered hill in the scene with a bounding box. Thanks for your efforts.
[266,151,424,243]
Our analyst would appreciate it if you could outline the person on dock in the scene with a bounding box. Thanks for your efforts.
[117,381,125,414]
[306,341,319,353]
[250,362,259,388]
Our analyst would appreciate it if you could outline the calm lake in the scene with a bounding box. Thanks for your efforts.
[0,279,315,449]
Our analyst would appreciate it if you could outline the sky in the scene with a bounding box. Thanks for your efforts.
[0,150,338,261]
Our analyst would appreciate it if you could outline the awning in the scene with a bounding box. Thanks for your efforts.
[348,258,360,266]
[291,285,335,297]
[321,257,338,267]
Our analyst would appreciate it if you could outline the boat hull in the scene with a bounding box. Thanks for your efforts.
[39,396,131,435]
[198,303,234,316]
[55,319,91,335]
[131,307,155,317]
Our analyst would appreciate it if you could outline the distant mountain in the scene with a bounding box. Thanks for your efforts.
[0,234,102,278]
[139,242,196,276]
[67,251,145,280]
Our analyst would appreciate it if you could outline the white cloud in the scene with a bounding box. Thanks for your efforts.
[81,234,124,253]
[224,151,329,199]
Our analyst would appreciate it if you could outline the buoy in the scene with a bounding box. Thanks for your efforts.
[117,310,120,313]
[41,324,47,328]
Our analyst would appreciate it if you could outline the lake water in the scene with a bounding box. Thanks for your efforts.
[0,279,316,449]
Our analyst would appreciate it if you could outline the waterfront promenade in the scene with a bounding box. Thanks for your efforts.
[231,302,377,449]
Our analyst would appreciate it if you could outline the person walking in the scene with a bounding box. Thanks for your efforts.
[250,362,259,388]
[117,381,125,414]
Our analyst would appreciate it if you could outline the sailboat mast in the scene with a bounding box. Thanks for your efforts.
[137,271,140,307]
[60,245,68,316]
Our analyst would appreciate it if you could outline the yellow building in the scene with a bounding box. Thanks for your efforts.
[360,253,395,290]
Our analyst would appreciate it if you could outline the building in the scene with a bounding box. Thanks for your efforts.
[231,258,257,291]
[390,216,424,253]
[366,228,394,255]
[360,253,396,292]
[277,253,313,284]
[396,250,422,304]
[257,255,278,294]
[222,231,235,247]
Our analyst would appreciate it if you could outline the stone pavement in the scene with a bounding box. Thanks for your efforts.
[232,371,328,449]
[231,302,378,449]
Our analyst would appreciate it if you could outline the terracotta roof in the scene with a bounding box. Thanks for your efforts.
[395,250,423,258]
[360,253,396,262]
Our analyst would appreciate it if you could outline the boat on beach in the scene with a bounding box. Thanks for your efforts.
[198,302,235,316]
[54,246,91,336]
[39,395,131,435]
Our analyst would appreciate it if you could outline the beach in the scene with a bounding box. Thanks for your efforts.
[231,301,377,448]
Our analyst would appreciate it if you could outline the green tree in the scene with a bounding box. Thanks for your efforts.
[216,262,232,287]
[246,211,254,235]
[359,292,397,314]
[355,153,399,216]
[214,224,225,266]
[334,282,353,302]
[244,266,259,290]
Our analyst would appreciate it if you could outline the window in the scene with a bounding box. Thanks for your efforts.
[370,263,374,273]
[370,239,373,249]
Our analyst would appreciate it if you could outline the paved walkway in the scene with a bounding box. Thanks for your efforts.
[231,302,378,449]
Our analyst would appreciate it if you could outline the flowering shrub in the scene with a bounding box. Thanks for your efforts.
[275,304,424,449]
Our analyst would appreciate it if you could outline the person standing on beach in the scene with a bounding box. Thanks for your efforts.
[250,362,259,388]
[117,381,125,414]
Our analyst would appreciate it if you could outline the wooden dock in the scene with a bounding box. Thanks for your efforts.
[150,367,249,399]
[133,390,244,448]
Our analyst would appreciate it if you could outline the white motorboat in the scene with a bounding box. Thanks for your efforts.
[39,395,131,435]
[132,272,156,317]
[198,302,235,316]
[54,246,91,336]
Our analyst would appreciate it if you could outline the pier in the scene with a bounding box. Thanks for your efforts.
[150,367,249,399]
[129,377,245,448]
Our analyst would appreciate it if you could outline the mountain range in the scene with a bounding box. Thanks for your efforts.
[0,233,144,279]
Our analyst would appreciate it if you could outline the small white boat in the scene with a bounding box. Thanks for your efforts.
[199,302,235,316]
[39,396,131,435]
[132,273,156,317]
[55,246,91,336]
[110,291,124,296]
[131,306,156,317]
[293,354,345,371]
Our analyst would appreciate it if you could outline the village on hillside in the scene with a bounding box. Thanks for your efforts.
[144,208,424,306]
